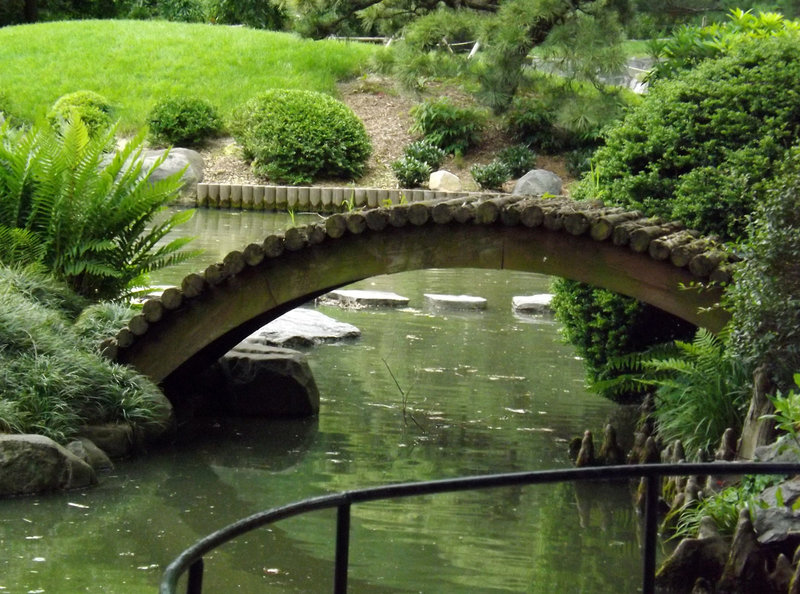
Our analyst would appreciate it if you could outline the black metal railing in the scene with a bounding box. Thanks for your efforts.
[159,462,800,594]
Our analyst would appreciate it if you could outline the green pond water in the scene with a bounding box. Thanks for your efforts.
[1,209,648,593]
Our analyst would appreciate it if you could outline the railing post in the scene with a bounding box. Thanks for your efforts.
[334,503,352,593]
[642,474,659,594]
[187,558,204,594]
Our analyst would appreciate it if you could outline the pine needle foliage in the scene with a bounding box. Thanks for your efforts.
[0,117,198,300]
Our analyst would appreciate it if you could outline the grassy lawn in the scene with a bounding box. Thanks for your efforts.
[0,19,376,133]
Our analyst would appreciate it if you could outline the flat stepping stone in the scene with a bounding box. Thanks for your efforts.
[243,308,360,348]
[424,293,487,310]
[321,289,410,308]
[512,294,554,314]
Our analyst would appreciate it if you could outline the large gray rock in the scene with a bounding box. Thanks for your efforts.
[246,308,360,348]
[0,434,97,497]
[141,148,204,205]
[198,344,320,417]
[78,423,134,458]
[512,169,563,197]
[66,437,114,472]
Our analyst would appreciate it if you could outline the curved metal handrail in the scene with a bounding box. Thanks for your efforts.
[160,462,800,594]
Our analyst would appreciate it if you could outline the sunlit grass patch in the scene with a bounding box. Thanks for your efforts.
[0,20,376,133]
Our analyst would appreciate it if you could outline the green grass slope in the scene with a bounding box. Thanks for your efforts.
[0,20,376,133]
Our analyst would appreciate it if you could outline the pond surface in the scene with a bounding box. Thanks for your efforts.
[1,209,647,593]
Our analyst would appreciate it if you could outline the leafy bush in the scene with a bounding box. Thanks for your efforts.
[232,89,372,185]
[497,144,536,177]
[648,9,800,82]
[410,97,486,156]
[391,156,431,188]
[555,34,800,398]
[729,153,800,391]
[402,139,446,170]
[0,271,170,443]
[148,96,221,146]
[0,118,197,300]
[470,161,510,191]
[159,0,205,22]
[551,279,695,403]
[47,90,114,137]
[206,0,286,29]
[573,34,800,241]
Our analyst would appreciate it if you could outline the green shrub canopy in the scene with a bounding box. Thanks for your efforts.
[47,90,114,137]
[574,33,800,242]
[232,89,372,185]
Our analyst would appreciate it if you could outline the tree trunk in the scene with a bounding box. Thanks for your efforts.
[23,0,38,22]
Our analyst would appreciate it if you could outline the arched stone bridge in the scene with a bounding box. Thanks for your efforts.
[107,194,735,385]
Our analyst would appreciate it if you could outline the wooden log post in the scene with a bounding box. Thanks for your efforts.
[160,287,183,310]
[388,204,410,227]
[141,299,164,323]
[181,273,206,299]
[263,234,285,258]
[590,211,644,241]
[345,212,367,234]
[284,226,308,251]
[242,243,265,267]
[204,262,227,286]
[649,230,700,261]
[629,222,685,253]
[128,314,149,337]
[307,223,327,245]
[611,217,659,247]
[325,214,348,239]
[116,328,135,349]
[222,250,246,276]
[671,238,713,268]
[408,202,431,226]
[365,209,390,231]
[689,249,728,278]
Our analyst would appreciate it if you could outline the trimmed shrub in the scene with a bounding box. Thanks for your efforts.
[391,156,431,188]
[148,96,221,146]
[410,97,486,156]
[497,144,536,177]
[573,34,800,241]
[231,89,372,185]
[554,34,800,399]
[47,90,114,137]
[729,152,800,391]
[470,161,510,191]
[402,139,446,170]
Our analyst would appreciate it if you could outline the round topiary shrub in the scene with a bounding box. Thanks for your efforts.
[148,96,221,146]
[231,89,372,185]
[48,90,114,137]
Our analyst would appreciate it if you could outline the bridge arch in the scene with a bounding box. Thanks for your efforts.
[110,195,732,385]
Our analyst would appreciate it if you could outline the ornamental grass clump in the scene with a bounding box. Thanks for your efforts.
[231,89,372,185]
[0,267,170,443]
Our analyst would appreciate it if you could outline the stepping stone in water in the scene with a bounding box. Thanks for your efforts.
[244,308,361,348]
[512,294,554,314]
[321,289,410,308]
[424,293,487,310]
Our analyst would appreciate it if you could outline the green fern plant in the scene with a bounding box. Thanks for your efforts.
[595,329,751,458]
[0,118,198,300]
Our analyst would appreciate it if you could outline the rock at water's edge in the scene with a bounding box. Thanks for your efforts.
[196,344,320,417]
[0,434,96,497]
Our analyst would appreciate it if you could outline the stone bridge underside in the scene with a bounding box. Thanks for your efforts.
[108,194,734,385]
